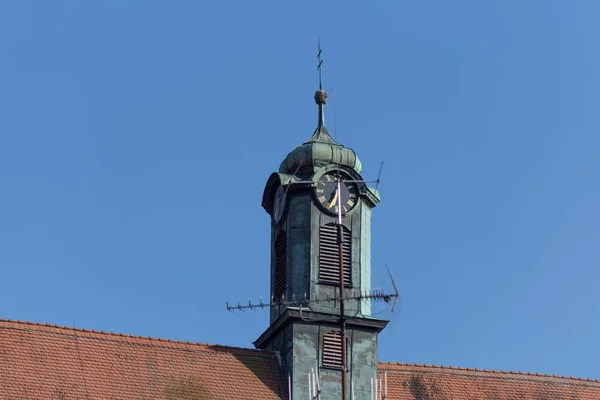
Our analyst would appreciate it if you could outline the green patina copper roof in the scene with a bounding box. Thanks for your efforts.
[279,90,362,175]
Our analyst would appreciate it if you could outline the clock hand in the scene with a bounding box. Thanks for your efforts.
[328,188,339,208]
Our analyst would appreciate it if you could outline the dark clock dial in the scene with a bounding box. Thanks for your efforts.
[273,185,286,223]
[315,172,359,215]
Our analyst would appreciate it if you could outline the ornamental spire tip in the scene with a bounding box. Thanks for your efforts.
[316,38,327,126]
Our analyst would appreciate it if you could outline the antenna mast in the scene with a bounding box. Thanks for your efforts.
[336,172,348,400]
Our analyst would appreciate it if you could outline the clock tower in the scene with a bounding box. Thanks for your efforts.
[255,85,388,400]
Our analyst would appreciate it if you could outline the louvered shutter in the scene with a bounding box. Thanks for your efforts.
[274,232,287,300]
[319,224,351,286]
[322,330,345,368]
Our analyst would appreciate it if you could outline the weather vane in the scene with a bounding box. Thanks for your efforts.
[317,37,323,90]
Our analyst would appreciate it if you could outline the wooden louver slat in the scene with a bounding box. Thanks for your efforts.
[274,232,287,300]
[319,224,351,286]
[322,330,343,368]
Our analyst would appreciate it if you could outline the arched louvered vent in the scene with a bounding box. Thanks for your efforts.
[274,232,287,300]
[319,223,351,286]
[322,330,344,368]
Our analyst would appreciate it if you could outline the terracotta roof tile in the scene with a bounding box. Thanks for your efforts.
[2,318,599,399]
[378,362,600,399]
[0,318,286,399]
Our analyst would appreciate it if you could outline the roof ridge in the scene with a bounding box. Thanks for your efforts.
[378,362,600,383]
[0,317,267,355]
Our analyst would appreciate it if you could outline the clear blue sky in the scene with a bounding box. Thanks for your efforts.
[1,1,598,380]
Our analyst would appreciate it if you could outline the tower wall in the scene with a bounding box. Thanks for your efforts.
[270,189,375,322]
[289,323,379,400]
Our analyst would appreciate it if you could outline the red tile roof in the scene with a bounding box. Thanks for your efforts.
[378,362,600,399]
[0,318,286,399]
[1,318,599,399]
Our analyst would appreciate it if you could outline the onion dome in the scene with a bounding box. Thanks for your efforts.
[279,89,362,175]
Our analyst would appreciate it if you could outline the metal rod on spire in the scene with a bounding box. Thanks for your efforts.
[315,38,327,128]
[317,37,323,90]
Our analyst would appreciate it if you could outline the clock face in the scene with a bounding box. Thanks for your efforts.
[273,185,286,223]
[315,172,359,215]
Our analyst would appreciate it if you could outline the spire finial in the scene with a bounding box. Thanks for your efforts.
[315,37,327,127]
[317,37,323,91]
